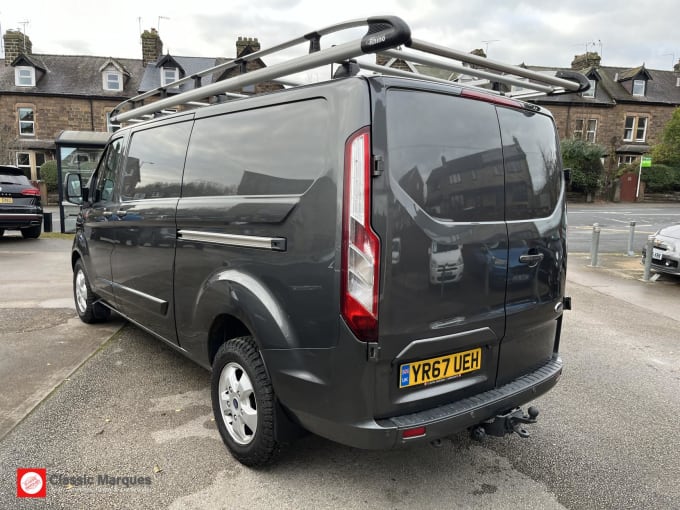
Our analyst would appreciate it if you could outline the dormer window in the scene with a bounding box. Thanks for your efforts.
[582,79,596,98]
[161,67,179,87]
[632,79,646,96]
[15,66,35,87]
[103,70,123,91]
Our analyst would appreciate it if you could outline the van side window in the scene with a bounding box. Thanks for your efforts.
[386,90,504,222]
[94,138,124,203]
[182,100,328,197]
[122,121,193,201]
[497,108,561,220]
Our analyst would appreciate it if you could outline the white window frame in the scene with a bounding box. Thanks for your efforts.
[573,119,584,139]
[632,79,646,96]
[18,107,35,136]
[582,79,596,98]
[15,152,31,177]
[617,155,636,167]
[586,119,597,142]
[161,67,179,87]
[15,66,35,87]
[103,70,123,91]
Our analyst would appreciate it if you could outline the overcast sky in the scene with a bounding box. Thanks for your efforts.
[2,0,679,72]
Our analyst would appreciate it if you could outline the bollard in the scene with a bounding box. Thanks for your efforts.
[43,212,53,233]
[590,223,601,267]
[643,235,654,281]
[626,221,636,257]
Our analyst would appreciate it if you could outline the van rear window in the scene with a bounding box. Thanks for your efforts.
[497,108,562,220]
[386,89,504,222]
[182,100,329,197]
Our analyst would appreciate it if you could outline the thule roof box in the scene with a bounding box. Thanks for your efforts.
[111,15,588,124]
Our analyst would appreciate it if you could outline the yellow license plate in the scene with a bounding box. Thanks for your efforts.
[399,348,482,388]
[0,197,13,203]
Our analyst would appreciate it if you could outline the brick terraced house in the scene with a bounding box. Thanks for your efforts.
[530,52,680,174]
[0,29,144,179]
[0,28,279,181]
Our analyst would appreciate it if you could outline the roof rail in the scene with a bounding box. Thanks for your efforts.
[111,16,411,123]
[111,16,589,124]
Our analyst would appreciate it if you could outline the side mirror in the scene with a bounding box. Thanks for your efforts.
[65,173,83,205]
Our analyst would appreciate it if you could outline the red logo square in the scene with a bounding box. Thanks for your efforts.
[17,468,47,498]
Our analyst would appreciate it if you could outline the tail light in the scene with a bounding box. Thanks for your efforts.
[341,127,380,342]
[21,187,41,196]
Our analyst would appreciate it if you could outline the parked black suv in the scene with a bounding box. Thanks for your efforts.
[0,165,42,239]
[67,17,578,466]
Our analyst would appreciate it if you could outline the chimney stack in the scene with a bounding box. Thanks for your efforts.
[571,52,601,71]
[236,37,260,58]
[141,28,163,66]
[4,30,32,66]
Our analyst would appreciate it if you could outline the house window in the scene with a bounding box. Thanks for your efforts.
[618,155,636,167]
[582,79,596,98]
[103,70,123,91]
[624,116,648,142]
[16,152,31,178]
[573,119,597,141]
[586,119,597,142]
[15,66,35,87]
[18,107,35,136]
[161,67,179,87]
[632,79,646,96]
[573,119,584,139]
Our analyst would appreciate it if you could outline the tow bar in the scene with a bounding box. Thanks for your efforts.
[470,407,539,441]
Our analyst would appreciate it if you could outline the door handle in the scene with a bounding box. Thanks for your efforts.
[519,252,544,267]
[116,210,127,217]
[102,211,113,218]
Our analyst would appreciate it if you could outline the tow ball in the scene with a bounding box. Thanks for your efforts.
[470,406,539,441]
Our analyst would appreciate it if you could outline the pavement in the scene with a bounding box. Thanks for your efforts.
[1,226,679,508]
[1,229,678,443]
[0,235,123,440]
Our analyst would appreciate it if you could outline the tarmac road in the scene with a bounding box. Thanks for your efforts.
[1,231,679,509]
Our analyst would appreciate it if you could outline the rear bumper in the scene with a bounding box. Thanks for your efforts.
[0,212,43,229]
[293,356,562,449]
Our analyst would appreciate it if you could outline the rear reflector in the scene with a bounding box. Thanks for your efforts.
[402,426,426,439]
[341,127,380,342]
[21,187,41,196]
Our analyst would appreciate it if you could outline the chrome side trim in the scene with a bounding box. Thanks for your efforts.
[177,230,287,251]
[111,282,169,315]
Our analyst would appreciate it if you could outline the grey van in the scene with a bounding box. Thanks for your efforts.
[68,17,579,466]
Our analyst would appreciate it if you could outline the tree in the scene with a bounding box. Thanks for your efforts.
[651,107,680,167]
[560,138,606,197]
[39,160,59,192]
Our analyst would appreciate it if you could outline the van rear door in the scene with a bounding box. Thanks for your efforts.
[372,83,509,418]
[495,107,566,385]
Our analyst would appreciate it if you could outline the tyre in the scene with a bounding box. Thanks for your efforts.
[211,336,278,466]
[73,259,111,323]
[21,224,41,239]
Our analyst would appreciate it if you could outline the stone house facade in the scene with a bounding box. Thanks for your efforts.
[0,30,144,179]
[529,53,680,175]
[0,28,278,180]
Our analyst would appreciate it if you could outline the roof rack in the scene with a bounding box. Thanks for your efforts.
[111,16,589,124]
